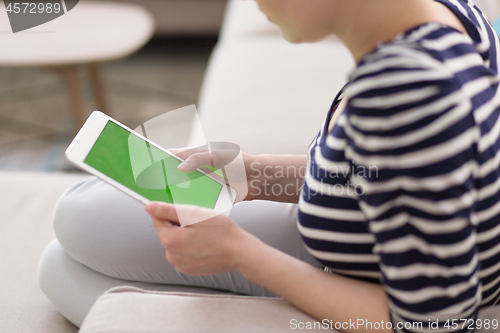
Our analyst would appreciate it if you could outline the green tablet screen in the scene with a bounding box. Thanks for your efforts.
[84,121,222,208]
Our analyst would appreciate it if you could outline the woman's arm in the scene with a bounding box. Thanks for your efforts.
[147,203,392,333]
[249,154,308,203]
[176,149,307,203]
[237,231,393,332]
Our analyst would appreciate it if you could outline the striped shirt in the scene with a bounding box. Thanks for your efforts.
[297,0,500,331]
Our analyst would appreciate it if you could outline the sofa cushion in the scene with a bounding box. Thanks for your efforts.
[79,286,330,333]
[0,171,87,333]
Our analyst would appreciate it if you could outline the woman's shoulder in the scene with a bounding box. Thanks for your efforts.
[344,23,488,111]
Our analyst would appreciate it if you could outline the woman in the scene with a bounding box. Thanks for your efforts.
[40,0,500,331]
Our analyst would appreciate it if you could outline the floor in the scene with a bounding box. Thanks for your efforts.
[0,37,217,173]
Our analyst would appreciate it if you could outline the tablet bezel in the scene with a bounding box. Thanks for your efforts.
[65,111,236,215]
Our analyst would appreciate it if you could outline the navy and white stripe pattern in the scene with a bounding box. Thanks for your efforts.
[298,0,500,331]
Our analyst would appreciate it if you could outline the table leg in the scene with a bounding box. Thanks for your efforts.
[62,65,86,130]
[47,65,86,130]
[88,62,109,115]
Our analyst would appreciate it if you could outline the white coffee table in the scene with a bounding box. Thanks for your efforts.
[0,1,155,128]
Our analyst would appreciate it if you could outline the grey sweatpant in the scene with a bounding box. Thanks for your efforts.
[38,177,322,327]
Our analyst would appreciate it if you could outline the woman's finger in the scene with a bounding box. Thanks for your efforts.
[147,202,220,226]
[169,147,209,164]
[146,202,179,223]
[151,216,178,231]
[178,152,212,173]
[167,148,187,156]
[151,217,182,250]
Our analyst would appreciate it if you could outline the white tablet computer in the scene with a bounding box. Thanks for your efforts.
[65,111,236,215]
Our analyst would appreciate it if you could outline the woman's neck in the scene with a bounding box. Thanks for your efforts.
[333,0,467,63]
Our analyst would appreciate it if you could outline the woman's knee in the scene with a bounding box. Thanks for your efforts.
[38,239,96,327]
[53,177,94,244]
[53,177,110,262]
[52,177,162,276]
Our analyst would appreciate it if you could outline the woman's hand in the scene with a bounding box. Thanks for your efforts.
[169,144,260,202]
[170,146,308,203]
[146,202,255,276]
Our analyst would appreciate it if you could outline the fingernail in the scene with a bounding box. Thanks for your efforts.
[178,162,190,172]
[146,202,157,214]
